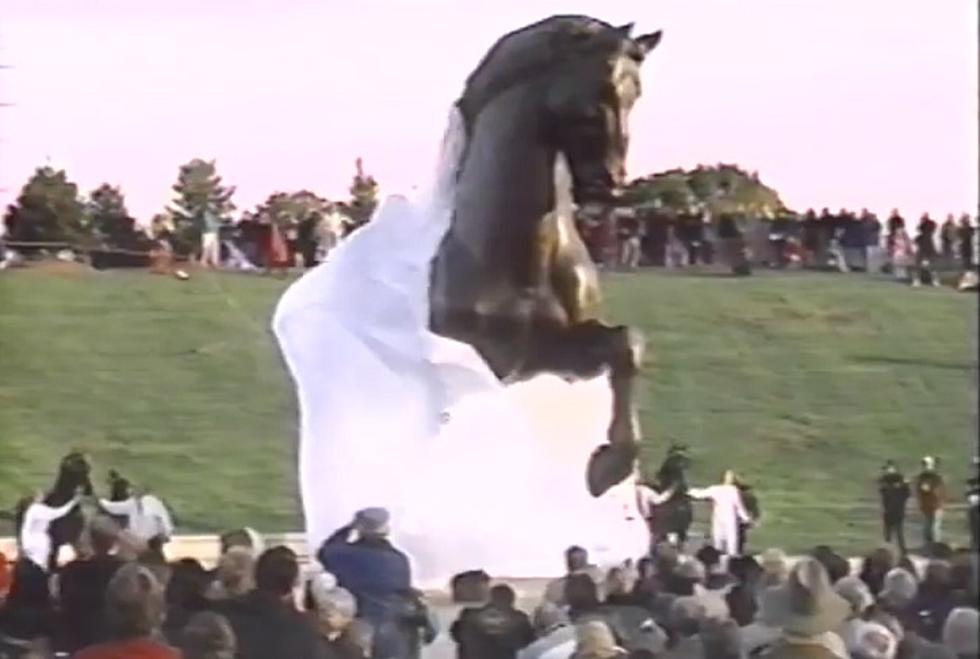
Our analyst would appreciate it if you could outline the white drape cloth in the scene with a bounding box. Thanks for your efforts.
[272,108,648,587]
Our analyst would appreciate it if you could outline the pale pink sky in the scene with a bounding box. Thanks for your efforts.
[1,0,977,221]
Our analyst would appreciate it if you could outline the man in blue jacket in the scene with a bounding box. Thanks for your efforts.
[318,508,414,659]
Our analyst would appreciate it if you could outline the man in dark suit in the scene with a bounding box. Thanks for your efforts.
[878,461,910,554]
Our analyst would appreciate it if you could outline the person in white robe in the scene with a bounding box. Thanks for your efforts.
[688,470,751,556]
[98,488,174,544]
[19,489,82,570]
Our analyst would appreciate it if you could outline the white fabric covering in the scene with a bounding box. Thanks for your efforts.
[272,108,648,587]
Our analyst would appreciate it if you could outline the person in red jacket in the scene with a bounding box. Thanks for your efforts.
[915,456,947,551]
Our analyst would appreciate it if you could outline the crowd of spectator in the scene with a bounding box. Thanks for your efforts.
[0,499,977,659]
[578,208,978,287]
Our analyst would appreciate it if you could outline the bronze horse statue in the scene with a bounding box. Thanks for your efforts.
[429,16,662,497]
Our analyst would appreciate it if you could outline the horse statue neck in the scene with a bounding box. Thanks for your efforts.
[47,461,93,505]
[454,90,558,237]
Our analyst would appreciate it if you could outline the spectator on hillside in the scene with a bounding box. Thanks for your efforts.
[890,226,914,282]
[840,211,867,271]
[801,209,819,267]
[0,559,54,657]
[58,515,126,653]
[878,461,910,555]
[862,209,883,273]
[98,483,175,551]
[74,562,179,659]
[451,584,535,659]
[941,215,957,265]
[913,221,940,288]
[916,457,947,549]
[617,212,643,270]
[214,546,321,659]
[544,546,605,606]
[179,611,236,659]
[886,210,905,250]
[957,215,975,269]
[318,508,414,659]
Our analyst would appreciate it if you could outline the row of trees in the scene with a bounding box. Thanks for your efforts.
[1,158,380,256]
[2,157,786,257]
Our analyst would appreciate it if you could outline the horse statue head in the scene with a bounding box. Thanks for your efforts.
[457,16,662,205]
[51,450,94,502]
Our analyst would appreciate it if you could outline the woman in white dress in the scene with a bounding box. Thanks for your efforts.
[688,470,751,557]
[19,489,82,570]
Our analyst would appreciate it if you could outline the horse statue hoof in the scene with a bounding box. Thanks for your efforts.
[587,443,639,497]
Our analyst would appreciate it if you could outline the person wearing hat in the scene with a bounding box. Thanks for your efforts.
[317,508,413,659]
[915,457,947,550]
[758,557,851,659]
[878,461,911,555]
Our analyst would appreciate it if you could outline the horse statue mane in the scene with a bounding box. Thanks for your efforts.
[458,15,647,129]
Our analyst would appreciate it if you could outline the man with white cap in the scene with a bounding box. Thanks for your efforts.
[915,457,947,549]
[317,507,414,659]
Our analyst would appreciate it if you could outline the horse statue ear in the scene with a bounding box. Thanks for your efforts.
[617,23,635,37]
[635,30,663,55]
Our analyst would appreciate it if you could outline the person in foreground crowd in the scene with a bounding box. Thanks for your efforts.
[178,611,236,659]
[318,508,415,659]
[544,546,605,606]
[73,562,180,659]
[305,575,370,659]
[451,584,535,659]
[213,546,321,659]
[878,461,911,555]
[688,470,752,557]
[758,557,851,659]
[916,456,947,549]
[57,514,126,653]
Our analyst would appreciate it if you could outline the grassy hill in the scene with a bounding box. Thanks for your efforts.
[0,265,975,554]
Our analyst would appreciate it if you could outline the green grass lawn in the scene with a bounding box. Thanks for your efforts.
[0,265,975,555]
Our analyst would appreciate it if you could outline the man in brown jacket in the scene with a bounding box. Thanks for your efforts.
[915,456,947,550]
